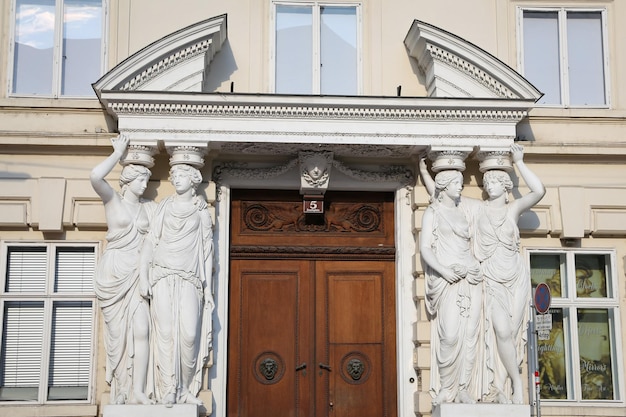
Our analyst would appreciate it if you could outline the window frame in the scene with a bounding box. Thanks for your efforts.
[527,248,624,405]
[0,241,98,404]
[516,6,611,108]
[7,0,108,99]
[270,0,363,95]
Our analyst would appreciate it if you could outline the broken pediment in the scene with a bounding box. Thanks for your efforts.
[404,20,542,100]
[93,14,226,94]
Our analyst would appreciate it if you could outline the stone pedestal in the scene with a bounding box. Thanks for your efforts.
[102,404,200,417]
[433,403,530,417]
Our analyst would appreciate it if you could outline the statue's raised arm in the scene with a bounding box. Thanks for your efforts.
[508,143,546,219]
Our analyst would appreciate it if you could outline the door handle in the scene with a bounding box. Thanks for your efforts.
[296,363,307,371]
[319,362,332,372]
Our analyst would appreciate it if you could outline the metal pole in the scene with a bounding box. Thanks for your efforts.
[528,307,541,417]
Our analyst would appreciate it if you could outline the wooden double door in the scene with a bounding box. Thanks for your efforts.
[227,191,397,417]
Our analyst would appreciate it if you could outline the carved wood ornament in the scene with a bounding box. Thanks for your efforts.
[230,190,395,259]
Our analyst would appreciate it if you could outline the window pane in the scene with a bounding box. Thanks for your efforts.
[61,0,102,96]
[48,301,92,400]
[530,253,565,297]
[320,6,357,95]
[578,309,614,400]
[5,246,48,293]
[12,0,55,95]
[538,308,568,399]
[0,301,45,401]
[276,5,312,94]
[567,12,605,106]
[575,254,608,298]
[523,11,561,105]
[54,247,95,293]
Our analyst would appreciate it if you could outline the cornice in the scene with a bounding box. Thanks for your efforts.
[119,38,214,91]
[106,100,529,123]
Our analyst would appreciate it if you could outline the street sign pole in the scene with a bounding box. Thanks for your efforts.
[529,307,541,417]
[531,283,551,417]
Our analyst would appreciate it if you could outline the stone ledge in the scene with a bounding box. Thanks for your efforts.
[102,404,199,417]
[433,403,530,417]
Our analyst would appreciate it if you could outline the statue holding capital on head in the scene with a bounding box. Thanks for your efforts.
[418,154,483,405]
[139,153,214,406]
[90,134,156,405]
[475,143,545,404]
[419,144,545,406]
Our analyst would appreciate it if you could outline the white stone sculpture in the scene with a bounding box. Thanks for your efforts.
[419,144,545,406]
[475,144,545,404]
[139,162,214,406]
[299,151,332,193]
[90,135,155,405]
[418,160,483,405]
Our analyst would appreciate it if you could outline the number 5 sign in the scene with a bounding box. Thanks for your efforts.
[303,194,324,214]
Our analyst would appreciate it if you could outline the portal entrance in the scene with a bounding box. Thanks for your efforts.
[227,190,397,417]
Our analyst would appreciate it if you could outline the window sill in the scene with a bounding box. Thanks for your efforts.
[0,404,97,417]
[539,403,625,416]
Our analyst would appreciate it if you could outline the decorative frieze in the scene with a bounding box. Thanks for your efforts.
[109,101,529,122]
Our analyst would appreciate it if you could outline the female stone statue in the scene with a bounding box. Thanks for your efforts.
[140,163,214,405]
[419,162,483,405]
[90,135,154,405]
[476,144,545,404]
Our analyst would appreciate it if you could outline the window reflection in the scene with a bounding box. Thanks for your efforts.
[578,309,613,400]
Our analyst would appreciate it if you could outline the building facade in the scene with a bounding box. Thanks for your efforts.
[0,1,625,416]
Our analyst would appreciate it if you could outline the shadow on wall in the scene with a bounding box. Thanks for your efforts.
[203,39,238,93]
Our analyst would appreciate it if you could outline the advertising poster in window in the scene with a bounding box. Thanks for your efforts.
[578,309,613,400]
[575,254,608,298]
[538,308,567,399]
[530,254,562,297]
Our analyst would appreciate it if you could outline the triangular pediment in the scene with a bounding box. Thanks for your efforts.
[93,14,226,94]
[404,20,542,100]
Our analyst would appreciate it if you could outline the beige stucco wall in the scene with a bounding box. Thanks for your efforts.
[0,0,625,416]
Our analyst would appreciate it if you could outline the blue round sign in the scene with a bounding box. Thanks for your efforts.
[534,282,551,314]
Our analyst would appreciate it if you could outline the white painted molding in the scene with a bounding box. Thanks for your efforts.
[93,15,226,93]
[404,20,542,100]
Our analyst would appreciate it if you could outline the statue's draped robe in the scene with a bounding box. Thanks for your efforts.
[474,204,530,400]
[148,195,213,402]
[425,202,482,402]
[95,199,155,403]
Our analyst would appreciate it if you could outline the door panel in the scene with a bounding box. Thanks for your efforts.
[318,261,396,417]
[228,260,313,417]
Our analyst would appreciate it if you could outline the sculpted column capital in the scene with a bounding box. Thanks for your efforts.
[426,146,473,172]
[119,144,158,168]
[167,146,206,168]
[475,147,513,172]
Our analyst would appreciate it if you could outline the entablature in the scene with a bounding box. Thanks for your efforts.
[97,91,534,156]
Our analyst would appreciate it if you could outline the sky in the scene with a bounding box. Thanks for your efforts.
[16,0,102,49]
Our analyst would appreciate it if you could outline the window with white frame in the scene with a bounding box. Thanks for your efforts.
[0,243,96,403]
[273,1,359,95]
[530,250,621,401]
[519,8,608,107]
[10,0,104,98]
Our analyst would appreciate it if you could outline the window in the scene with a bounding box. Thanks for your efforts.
[0,243,96,403]
[10,0,104,97]
[520,8,608,107]
[530,250,621,402]
[273,2,359,95]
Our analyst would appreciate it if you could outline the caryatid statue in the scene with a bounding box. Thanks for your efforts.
[139,146,214,406]
[91,136,156,405]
